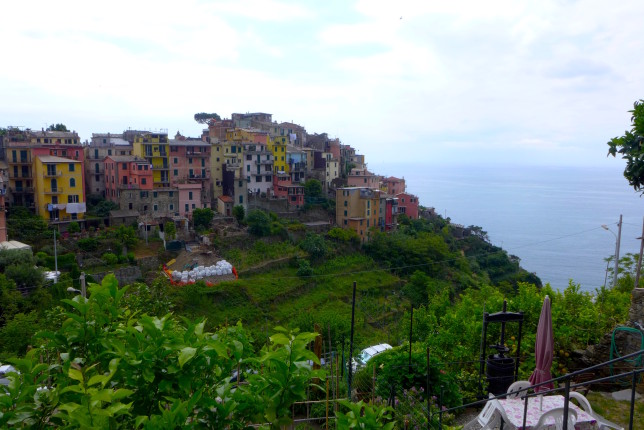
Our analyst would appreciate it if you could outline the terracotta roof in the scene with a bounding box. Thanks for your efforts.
[218,195,233,203]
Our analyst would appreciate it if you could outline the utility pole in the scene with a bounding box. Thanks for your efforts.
[53,229,58,283]
[614,214,622,288]
[635,217,644,289]
[80,272,86,298]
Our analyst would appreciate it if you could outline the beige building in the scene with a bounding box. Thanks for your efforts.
[336,187,382,243]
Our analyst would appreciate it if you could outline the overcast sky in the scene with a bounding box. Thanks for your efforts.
[2,0,643,167]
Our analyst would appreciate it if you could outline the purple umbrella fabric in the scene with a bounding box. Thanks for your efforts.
[529,295,554,393]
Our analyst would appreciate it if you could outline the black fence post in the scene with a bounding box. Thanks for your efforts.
[629,370,637,430]
[439,385,444,430]
[562,377,571,430]
[427,347,431,430]
[348,281,357,398]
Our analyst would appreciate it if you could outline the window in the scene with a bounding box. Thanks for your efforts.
[343,220,347,225]
[52,196,58,204]
[189,191,193,200]
[153,204,158,211]
[189,158,192,164]
[69,163,75,172]
[174,169,178,176]
[153,191,158,198]
[192,204,196,209]
[108,149,112,155]
[169,191,173,197]
[344,210,347,216]
[216,157,220,162]
[174,158,178,164]
[140,191,149,198]
[141,178,146,185]
[239,195,243,204]
[68,195,79,203]
[185,204,189,212]
[95,175,100,182]
[70,178,76,188]
[169,204,174,210]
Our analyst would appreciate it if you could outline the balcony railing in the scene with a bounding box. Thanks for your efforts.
[10,187,34,193]
[44,187,64,194]
[45,171,62,177]
[186,151,207,157]
[10,158,31,165]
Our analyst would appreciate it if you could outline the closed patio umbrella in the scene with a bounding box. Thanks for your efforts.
[529,295,554,393]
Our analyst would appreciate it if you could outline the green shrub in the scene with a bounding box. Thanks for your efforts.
[77,238,99,252]
[297,260,313,277]
[126,252,136,264]
[102,252,118,266]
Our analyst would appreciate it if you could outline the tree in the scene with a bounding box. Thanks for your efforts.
[113,224,138,252]
[607,99,644,192]
[299,233,327,260]
[192,208,214,232]
[67,221,80,234]
[232,205,245,225]
[46,123,68,132]
[194,112,221,124]
[164,221,177,240]
[246,209,271,237]
[303,179,323,198]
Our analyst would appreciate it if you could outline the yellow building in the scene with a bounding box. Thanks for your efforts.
[335,187,381,243]
[34,156,85,221]
[268,136,288,173]
[132,132,170,187]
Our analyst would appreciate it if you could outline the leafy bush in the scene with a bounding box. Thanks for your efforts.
[328,227,360,244]
[297,259,313,277]
[246,210,271,237]
[299,233,327,260]
[77,237,99,252]
[102,252,118,266]
[67,221,80,234]
[127,252,136,264]
[0,275,325,428]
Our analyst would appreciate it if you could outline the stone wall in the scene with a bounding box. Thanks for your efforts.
[90,265,142,286]
[629,288,644,326]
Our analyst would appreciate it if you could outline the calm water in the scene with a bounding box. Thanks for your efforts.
[369,163,644,292]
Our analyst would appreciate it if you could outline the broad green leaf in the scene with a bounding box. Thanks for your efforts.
[68,368,83,383]
[135,415,149,428]
[178,346,197,368]
[88,374,106,387]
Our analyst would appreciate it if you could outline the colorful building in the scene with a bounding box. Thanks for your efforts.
[382,176,406,195]
[85,133,132,197]
[104,156,153,203]
[272,172,304,208]
[34,155,85,222]
[132,132,170,188]
[335,187,381,243]
[347,168,380,189]
[244,142,274,196]
[268,135,288,173]
[176,183,204,218]
[395,192,419,219]
[169,139,212,208]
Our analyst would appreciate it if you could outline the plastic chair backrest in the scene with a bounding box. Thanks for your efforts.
[535,407,578,430]
[569,391,593,415]
[507,380,532,398]
[477,398,503,430]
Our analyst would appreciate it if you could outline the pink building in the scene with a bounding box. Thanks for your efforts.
[385,197,399,231]
[104,156,153,202]
[347,168,380,189]
[382,176,405,195]
[176,183,203,218]
[168,139,212,208]
[396,192,419,219]
[272,172,304,208]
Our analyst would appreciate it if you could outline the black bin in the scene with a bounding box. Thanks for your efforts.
[486,354,515,395]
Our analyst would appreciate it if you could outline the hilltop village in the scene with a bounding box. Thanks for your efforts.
[0,112,424,243]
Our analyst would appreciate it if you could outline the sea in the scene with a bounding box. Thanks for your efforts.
[369,163,644,293]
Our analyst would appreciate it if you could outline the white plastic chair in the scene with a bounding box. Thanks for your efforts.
[463,398,515,430]
[506,380,532,399]
[569,392,624,430]
[534,407,577,430]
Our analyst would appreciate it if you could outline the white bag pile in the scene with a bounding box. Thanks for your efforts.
[173,260,234,283]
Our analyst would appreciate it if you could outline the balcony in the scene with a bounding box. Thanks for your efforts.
[152,165,169,170]
[45,171,62,178]
[186,150,207,157]
[188,174,210,180]
[10,158,31,165]
[44,187,64,194]
[10,187,34,193]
